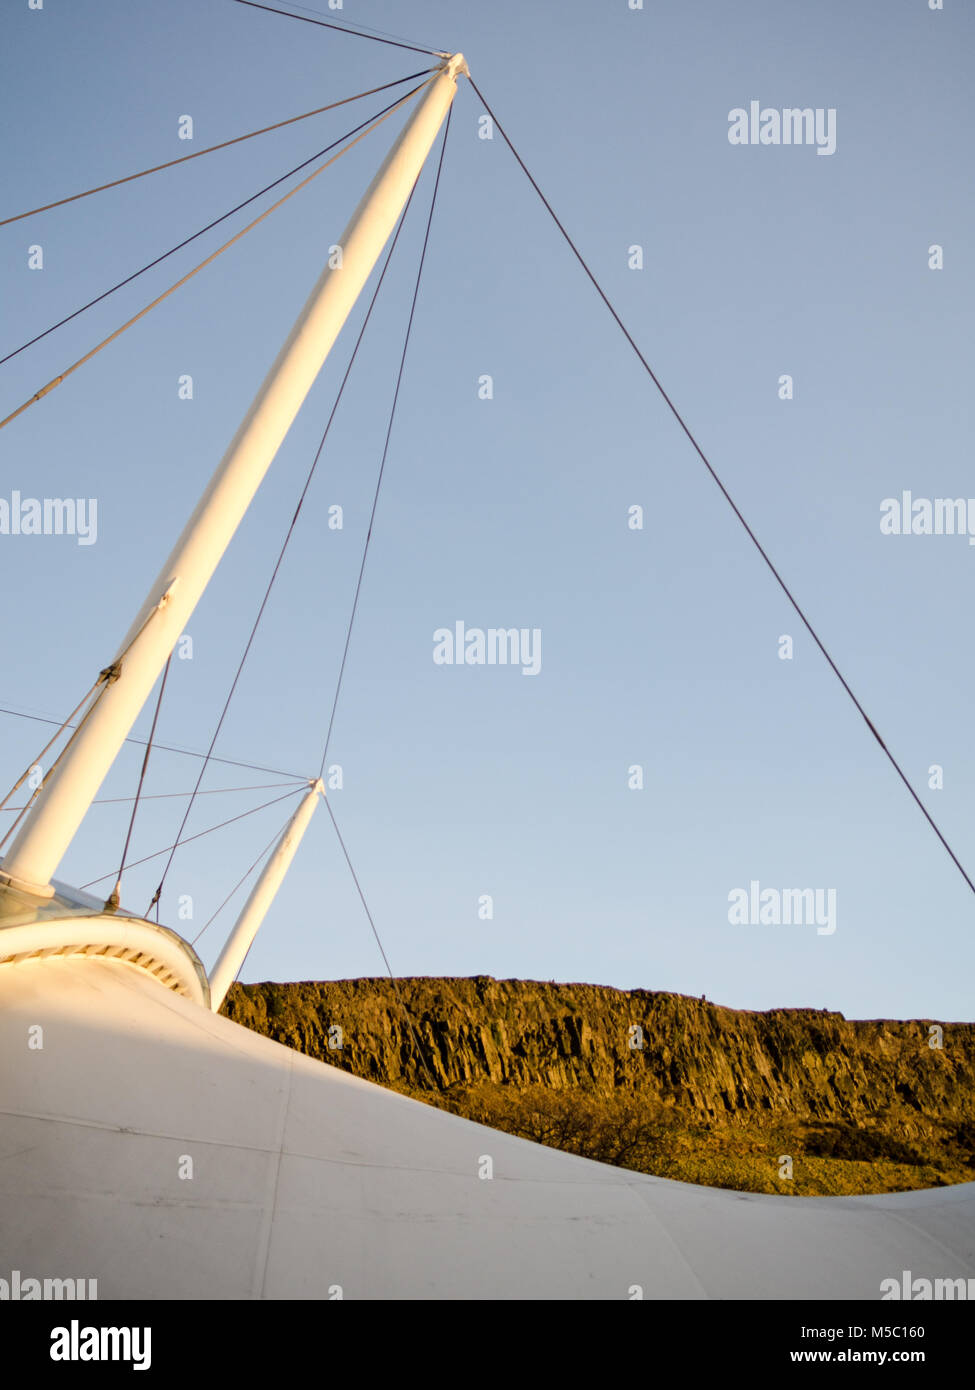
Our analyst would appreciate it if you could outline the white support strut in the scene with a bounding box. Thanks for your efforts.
[1,55,467,898]
[208,780,323,1012]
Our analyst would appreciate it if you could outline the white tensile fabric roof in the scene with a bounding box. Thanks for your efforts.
[1,954,972,1300]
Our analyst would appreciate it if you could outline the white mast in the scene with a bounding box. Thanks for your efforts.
[208,779,323,1011]
[1,55,467,899]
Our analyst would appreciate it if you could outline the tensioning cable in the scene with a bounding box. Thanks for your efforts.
[228,0,441,57]
[317,107,453,777]
[326,798,441,1091]
[0,76,434,370]
[0,784,305,813]
[309,115,453,1093]
[105,654,173,912]
[0,705,308,781]
[143,137,433,921]
[0,78,433,431]
[81,786,305,891]
[0,72,434,230]
[467,75,975,902]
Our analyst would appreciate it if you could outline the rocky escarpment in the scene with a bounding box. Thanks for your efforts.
[222,976,975,1146]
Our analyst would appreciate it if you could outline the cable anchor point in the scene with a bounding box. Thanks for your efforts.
[98,661,123,686]
[439,52,469,80]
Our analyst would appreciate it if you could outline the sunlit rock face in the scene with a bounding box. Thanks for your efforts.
[224,977,975,1194]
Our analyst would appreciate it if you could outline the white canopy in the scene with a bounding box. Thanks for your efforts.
[1,951,972,1300]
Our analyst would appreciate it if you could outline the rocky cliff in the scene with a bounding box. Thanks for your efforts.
[222,977,975,1194]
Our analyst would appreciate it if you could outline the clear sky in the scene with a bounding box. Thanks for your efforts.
[1,0,972,1021]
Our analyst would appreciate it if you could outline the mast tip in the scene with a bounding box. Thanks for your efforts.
[439,52,470,81]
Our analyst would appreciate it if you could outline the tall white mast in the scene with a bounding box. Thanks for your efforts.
[1,55,467,899]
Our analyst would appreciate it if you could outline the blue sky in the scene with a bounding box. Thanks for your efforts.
[1,0,972,1021]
